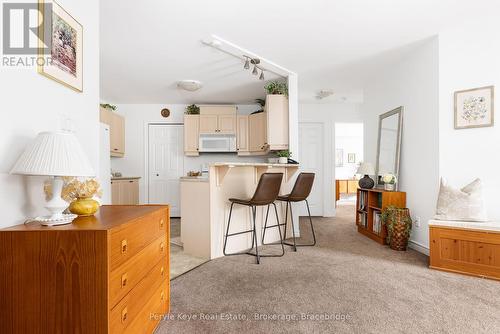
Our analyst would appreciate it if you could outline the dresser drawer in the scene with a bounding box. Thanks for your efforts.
[110,209,168,271]
[124,281,169,334]
[110,265,168,334]
[109,235,167,307]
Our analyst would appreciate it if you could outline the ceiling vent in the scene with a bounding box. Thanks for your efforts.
[177,80,203,92]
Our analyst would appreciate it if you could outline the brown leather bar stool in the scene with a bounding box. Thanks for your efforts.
[223,173,284,264]
[267,172,316,252]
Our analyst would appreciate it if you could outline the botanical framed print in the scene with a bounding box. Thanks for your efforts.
[38,0,83,92]
[454,86,494,129]
[335,149,343,167]
[348,153,356,163]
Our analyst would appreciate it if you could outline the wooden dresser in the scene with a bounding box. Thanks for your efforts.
[0,205,170,333]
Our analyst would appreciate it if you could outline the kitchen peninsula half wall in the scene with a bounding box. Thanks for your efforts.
[180,162,300,260]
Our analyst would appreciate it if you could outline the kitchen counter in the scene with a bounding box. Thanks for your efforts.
[180,162,301,260]
[180,176,209,182]
[111,176,141,180]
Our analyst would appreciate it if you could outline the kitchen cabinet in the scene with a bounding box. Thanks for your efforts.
[100,107,125,157]
[199,105,237,134]
[265,94,289,150]
[248,112,267,154]
[111,178,139,204]
[184,115,200,156]
[236,115,249,154]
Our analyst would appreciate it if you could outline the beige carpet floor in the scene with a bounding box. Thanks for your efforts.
[157,206,500,333]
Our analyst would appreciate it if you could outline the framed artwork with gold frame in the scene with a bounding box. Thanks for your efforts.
[38,0,83,92]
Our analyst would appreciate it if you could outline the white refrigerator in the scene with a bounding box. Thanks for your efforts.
[99,123,111,205]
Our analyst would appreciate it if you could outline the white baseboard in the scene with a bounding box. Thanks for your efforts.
[408,240,429,256]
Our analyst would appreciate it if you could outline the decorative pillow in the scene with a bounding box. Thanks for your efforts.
[435,178,488,222]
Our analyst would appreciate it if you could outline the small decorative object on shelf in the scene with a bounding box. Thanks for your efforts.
[381,206,412,251]
[45,177,102,216]
[185,104,200,115]
[276,150,291,164]
[357,162,375,189]
[382,173,397,191]
[100,103,117,111]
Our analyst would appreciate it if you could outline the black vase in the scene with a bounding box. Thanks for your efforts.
[359,175,374,189]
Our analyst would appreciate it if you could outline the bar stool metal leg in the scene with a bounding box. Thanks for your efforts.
[282,200,316,249]
[260,203,285,257]
[305,199,317,246]
[223,202,235,256]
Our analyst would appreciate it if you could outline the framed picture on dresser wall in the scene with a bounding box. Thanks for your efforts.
[454,85,494,129]
[38,0,83,92]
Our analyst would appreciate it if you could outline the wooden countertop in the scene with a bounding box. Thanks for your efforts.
[2,205,169,231]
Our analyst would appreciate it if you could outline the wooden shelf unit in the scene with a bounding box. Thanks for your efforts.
[356,188,406,245]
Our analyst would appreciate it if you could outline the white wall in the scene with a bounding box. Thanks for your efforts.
[335,123,364,179]
[0,0,100,228]
[362,37,440,251]
[299,103,364,216]
[110,104,270,203]
[439,16,500,221]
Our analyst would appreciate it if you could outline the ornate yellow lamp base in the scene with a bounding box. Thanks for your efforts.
[69,197,99,216]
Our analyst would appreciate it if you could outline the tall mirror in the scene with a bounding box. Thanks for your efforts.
[375,107,403,189]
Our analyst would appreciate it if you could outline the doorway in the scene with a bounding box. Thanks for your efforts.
[334,123,364,207]
[148,124,184,217]
[299,122,324,216]
[146,123,208,279]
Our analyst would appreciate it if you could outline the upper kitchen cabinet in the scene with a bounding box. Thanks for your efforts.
[236,115,249,155]
[265,95,289,150]
[184,115,200,156]
[199,105,237,134]
[100,107,125,157]
[248,112,267,154]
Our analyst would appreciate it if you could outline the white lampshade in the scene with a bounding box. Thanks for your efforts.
[10,131,95,177]
[357,162,374,175]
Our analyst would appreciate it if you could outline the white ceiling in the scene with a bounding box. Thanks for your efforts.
[100,0,494,104]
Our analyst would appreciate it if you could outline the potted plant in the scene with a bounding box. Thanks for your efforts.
[276,150,291,164]
[264,81,288,97]
[381,206,412,251]
[185,104,200,115]
[382,173,397,191]
[100,103,117,111]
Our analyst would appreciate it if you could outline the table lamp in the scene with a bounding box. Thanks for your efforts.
[357,162,375,189]
[10,131,95,225]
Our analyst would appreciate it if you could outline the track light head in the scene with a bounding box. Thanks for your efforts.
[252,66,258,75]
[259,70,265,80]
[243,57,250,70]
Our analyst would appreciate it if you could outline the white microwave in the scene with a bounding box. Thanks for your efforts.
[199,134,237,152]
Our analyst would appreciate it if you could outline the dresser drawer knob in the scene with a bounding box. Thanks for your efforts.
[121,307,128,323]
[121,239,128,254]
[160,267,164,277]
[160,242,165,253]
[159,219,164,228]
[121,273,128,288]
